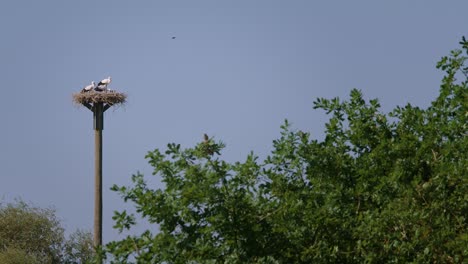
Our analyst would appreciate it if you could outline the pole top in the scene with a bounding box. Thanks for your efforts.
[72,90,127,106]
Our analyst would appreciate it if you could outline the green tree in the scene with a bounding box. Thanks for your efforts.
[0,201,64,263]
[0,200,95,264]
[0,247,39,264]
[104,39,467,263]
[63,229,95,264]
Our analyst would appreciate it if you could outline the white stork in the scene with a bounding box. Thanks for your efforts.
[81,81,95,93]
[96,76,111,91]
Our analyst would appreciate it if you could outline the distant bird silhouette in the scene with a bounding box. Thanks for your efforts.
[202,133,214,155]
[172,36,176,39]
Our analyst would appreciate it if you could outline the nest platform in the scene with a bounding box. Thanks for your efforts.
[72,91,127,106]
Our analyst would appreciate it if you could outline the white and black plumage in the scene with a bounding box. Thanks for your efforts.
[81,81,95,93]
[95,76,111,91]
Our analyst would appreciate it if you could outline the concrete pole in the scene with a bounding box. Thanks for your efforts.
[93,103,104,263]
[81,100,114,264]
[94,129,103,247]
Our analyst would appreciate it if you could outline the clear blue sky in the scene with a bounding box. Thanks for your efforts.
[0,1,467,243]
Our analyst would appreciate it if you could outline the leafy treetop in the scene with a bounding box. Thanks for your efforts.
[102,38,467,263]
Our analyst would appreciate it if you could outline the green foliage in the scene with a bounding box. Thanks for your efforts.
[0,247,39,264]
[0,201,64,263]
[0,201,95,264]
[62,229,95,264]
[104,40,467,263]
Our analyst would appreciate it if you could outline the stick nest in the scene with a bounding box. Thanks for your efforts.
[72,91,127,106]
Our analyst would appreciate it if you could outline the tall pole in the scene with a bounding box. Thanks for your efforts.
[78,91,121,264]
[91,102,106,264]
[94,123,103,247]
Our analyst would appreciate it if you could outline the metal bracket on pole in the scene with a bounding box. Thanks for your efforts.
[83,102,93,111]
[103,103,113,112]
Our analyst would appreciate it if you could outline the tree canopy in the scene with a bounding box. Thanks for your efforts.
[0,201,64,263]
[0,200,94,264]
[103,38,467,263]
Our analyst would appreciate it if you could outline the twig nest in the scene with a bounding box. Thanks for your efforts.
[72,90,127,105]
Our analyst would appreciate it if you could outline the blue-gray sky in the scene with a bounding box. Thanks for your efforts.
[0,1,467,242]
